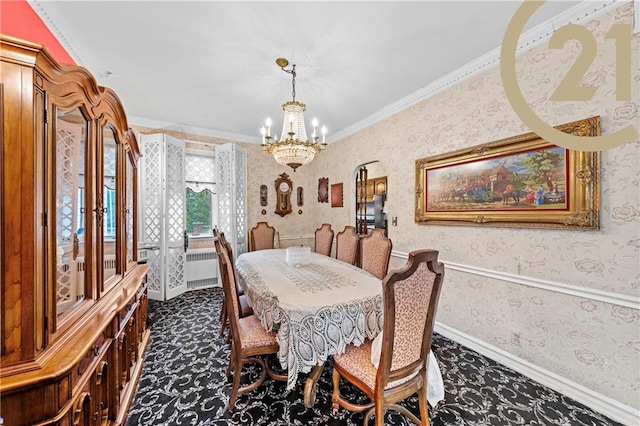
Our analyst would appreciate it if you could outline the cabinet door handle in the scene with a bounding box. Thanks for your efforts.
[73,392,90,425]
[92,345,100,356]
[96,361,108,384]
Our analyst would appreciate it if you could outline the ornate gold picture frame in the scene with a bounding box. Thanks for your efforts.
[415,116,600,230]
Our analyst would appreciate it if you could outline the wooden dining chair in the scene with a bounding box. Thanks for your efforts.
[314,223,334,256]
[360,229,392,279]
[331,249,445,425]
[219,230,251,306]
[249,222,276,251]
[214,237,252,339]
[335,225,359,265]
[218,249,287,410]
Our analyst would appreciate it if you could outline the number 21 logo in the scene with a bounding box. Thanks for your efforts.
[501,0,638,151]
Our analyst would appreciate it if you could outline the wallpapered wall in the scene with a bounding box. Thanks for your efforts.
[309,3,639,410]
[135,2,639,412]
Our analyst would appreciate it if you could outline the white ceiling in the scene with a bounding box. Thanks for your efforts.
[32,1,584,143]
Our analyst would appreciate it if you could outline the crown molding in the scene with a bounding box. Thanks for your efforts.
[330,1,623,143]
[29,0,624,144]
[27,1,102,80]
[129,116,260,145]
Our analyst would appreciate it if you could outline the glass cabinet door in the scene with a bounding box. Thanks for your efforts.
[55,108,88,318]
[102,126,119,288]
[125,153,136,268]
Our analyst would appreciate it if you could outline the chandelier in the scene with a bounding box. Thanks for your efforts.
[261,57,326,171]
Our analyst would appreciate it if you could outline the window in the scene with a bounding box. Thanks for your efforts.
[104,188,117,238]
[185,151,217,236]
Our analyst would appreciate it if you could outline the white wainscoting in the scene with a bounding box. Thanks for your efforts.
[391,250,640,425]
[391,251,640,309]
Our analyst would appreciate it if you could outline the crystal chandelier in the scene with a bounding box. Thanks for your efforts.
[261,58,326,171]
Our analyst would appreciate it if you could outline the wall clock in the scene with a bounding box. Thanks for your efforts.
[275,173,293,217]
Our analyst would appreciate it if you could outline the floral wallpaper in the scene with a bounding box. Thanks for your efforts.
[308,2,640,410]
[134,2,639,413]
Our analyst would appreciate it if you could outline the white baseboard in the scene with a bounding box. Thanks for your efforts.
[434,322,640,425]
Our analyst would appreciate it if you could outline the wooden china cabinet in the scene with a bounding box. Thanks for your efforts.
[0,36,150,425]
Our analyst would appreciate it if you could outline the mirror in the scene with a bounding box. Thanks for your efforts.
[102,126,118,284]
[318,177,329,203]
[274,173,293,217]
[55,107,88,317]
[297,186,304,206]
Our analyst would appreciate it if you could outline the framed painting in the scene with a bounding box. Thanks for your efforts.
[318,177,329,203]
[331,183,343,208]
[415,116,600,230]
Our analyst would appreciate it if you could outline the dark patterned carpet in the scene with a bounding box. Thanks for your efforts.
[126,288,621,426]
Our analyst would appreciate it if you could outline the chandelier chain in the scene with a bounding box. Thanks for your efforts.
[281,63,297,101]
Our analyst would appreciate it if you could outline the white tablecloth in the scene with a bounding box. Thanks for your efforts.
[236,249,444,406]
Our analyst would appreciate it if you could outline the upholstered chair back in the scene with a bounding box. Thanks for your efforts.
[359,228,392,279]
[249,222,276,251]
[218,249,240,333]
[335,226,359,265]
[314,223,334,256]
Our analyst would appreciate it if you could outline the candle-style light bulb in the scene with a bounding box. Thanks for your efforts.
[311,117,319,141]
[261,126,266,144]
[289,113,295,124]
[266,117,272,137]
[321,126,327,144]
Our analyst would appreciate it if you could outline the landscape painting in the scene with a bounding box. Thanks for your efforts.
[426,146,568,212]
[414,116,601,230]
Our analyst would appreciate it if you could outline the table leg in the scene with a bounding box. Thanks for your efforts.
[303,362,325,408]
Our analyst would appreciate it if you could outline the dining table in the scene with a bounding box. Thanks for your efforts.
[235,248,444,408]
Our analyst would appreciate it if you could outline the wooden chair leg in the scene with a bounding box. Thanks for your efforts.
[226,349,235,377]
[219,296,225,322]
[418,385,430,426]
[228,356,243,410]
[374,402,384,426]
[331,369,341,414]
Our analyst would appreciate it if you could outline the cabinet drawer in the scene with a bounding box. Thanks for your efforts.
[70,332,107,391]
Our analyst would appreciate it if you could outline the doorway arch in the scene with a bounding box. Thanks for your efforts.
[351,161,388,236]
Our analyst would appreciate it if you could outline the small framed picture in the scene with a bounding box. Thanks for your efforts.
[331,183,343,208]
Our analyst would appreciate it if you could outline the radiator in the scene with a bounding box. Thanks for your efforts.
[185,248,218,289]
[74,254,117,299]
